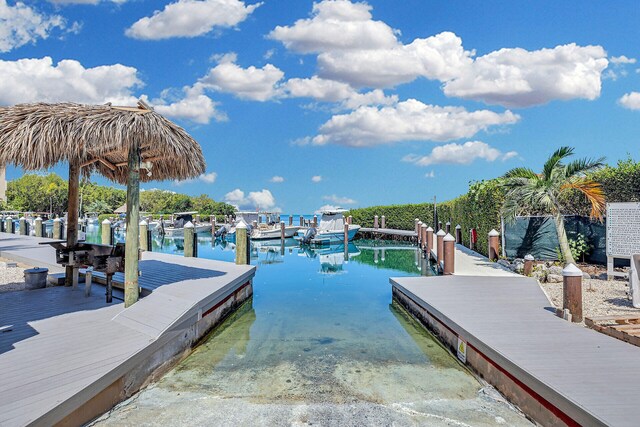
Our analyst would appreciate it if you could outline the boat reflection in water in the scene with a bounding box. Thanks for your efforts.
[298,242,361,274]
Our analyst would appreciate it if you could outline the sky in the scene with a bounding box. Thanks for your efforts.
[1,0,639,214]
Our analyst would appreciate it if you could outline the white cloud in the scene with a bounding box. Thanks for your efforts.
[318,31,473,88]
[174,171,218,186]
[403,141,517,166]
[270,175,284,183]
[610,55,636,65]
[425,170,435,178]
[151,84,227,124]
[223,188,277,210]
[0,56,140,105]
[126,0,261,40]
[200,57,284,101]
[310,99,519,147]
[283,75,396,108]
[316,204,341,213]
[443,43,609,107]
[0,0,66,53]
[311,175,322,183]
[268,0,398,54]
[619,92,640,110]
[323,194,356,205]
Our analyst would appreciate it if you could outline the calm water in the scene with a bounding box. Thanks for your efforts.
[88,225,530,426]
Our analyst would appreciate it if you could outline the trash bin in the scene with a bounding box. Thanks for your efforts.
[24,267,49,290]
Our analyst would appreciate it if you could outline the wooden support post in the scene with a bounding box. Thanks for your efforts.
[348,215,353,225]
[299,215,304,226]
[436,229,445,268]
[280,221,285,241]
[289,216,293,226]
[84,267,93,298]
[101,219,112,245]
[414,218,420,234]
[420,224,427,250]
[416,221,423,247]
[0,215,4,233]
[211,215,216,235]
[344,222,349,247]
[445,221,451,234]
[19,217,27,235]
[443,233,455,275]
[139,220,148,252]
[195,214,200,223]
[252,220,258,229]
[374,215,379,229]
[438,221,442,231]
[488,229,500,261]
[35,216,43,237]
[53,217,62,240]
[183,221,195,257]
[124,142,141,308]
[524,254,534,276]
[455,225,462,244]
[313,215,318,228]
[235,222,248,265]
[65,159,80,287]
[563,263,583,323]
[426,227,433,255]
[381,215,386,229]
[374,248,379,264]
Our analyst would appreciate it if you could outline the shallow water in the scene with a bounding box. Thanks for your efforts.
[89,231,531,426]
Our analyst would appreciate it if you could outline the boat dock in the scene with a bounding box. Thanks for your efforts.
[0,232,256,426]
[391,242,640,426]
[358,227,417,241]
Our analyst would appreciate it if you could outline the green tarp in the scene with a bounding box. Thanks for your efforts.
[504,216,606,264]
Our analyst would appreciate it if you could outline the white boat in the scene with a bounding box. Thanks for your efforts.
[250,212,301,240]
[297,208,360,244]
[159,212,212,237]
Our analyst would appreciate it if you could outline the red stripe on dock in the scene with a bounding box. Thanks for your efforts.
[202,280,250,318]
[395,287,580,427]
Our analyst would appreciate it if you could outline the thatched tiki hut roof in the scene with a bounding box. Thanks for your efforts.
[0,100,206,306]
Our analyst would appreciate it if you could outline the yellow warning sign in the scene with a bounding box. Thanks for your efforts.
[457,337,467,363]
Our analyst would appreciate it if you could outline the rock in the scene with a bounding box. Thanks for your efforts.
[534,264,548,272]
[582,272,591,280]
[513,261,525,273]
[532,270,547,282]
[497,259,511,269]
[548,266,563,276]
[0,261,17,268]
[597,272,608,280]
[547,274,563,283]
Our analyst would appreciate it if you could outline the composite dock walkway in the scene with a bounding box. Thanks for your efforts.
[392,237,640,426]
[0,232,256,426]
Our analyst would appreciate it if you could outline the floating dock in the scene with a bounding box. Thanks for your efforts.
[0,232,255,426]
[391,245,640,426]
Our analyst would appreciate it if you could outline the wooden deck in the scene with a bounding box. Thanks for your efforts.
[0,232,255,426]
[391,275,640,427]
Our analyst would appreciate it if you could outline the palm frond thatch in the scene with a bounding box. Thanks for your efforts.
[0,102,205,184]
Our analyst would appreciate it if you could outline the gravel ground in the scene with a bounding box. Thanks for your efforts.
[0,257,32,293]
[541,277,640,321]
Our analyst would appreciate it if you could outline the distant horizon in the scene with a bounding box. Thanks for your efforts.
[2,0,639,213]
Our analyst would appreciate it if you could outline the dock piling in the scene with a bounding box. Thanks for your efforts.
[445,221,451,234]
[348,215,353,225]
[416,221,423,246]
[280,221,285,241]
[381,215,385,229]
[563,263,583,322]
[235,222,249,265]
[300,215,304,226]
[313,215,317,228]
[139,220,148,252]
[184,222,195,257]
[488,229,500,261]
[53,217,62,240]
[524,254,534,276]
[443,233,455,275]
[455,224,462,244]
[35,217,43,238]
[289,216,293,226]
[19,217,27,235]
[414,219,420,235]
[420,224,427,250]
[101,219,111,245]
[436,229,445,268]
[426,226,434,255]
[374,215,379,229]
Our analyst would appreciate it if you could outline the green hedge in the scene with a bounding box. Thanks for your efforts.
[348,180,504,257]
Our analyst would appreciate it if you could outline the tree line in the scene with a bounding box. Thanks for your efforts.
[1,173,235,217]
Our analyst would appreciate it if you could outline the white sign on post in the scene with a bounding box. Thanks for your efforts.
[456,337,467,363]
[606,203,640,278]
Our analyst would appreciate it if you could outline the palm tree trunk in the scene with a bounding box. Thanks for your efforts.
[554,214,575,265]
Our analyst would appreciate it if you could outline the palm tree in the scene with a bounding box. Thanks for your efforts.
[501,147,605,265]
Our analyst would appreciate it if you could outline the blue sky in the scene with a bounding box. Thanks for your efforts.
[1,0,639,213]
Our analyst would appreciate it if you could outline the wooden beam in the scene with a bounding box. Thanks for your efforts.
[114,154,165,167]
[81,158,99,168]
[98,158,117,171]
[124,140,140,308]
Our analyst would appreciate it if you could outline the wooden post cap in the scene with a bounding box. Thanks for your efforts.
[426,226,433,231]
[54,218,61,222]
[524,254,534,261]
[562,263,582,277]
[436,229,446,236]
[443,233,455,242]
[139,220,148,226]
[455,224,461,229]
[488,229,499,237]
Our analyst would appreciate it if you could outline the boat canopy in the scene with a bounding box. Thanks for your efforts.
[319,212,345,231]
